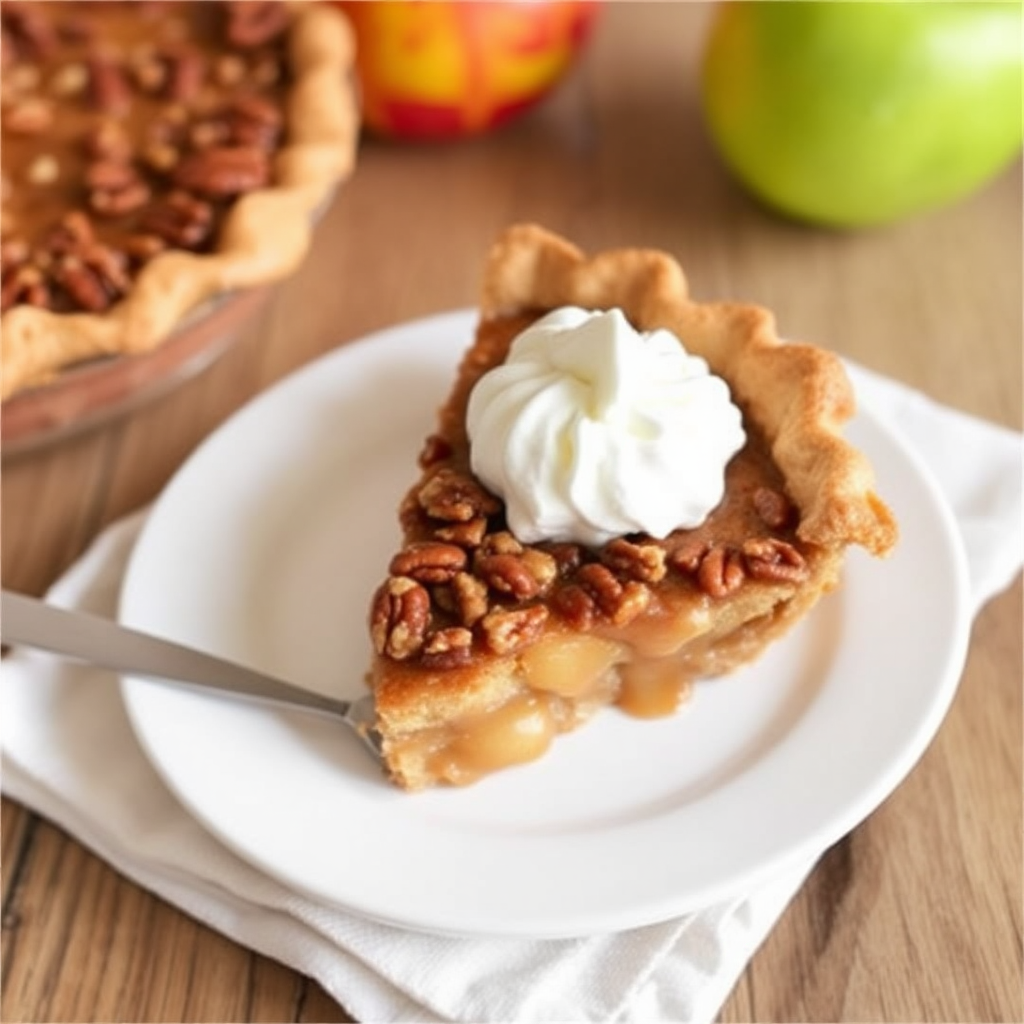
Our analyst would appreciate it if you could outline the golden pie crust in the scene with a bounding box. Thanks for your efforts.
[367,224,898,790]
[1,1,359,400]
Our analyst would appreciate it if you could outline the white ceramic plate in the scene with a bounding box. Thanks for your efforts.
[119,309,971,939]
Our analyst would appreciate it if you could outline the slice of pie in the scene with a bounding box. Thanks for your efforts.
[367,223,898,790]
[1,0,358,400]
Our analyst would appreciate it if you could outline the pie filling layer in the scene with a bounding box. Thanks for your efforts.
[377,553,841,789]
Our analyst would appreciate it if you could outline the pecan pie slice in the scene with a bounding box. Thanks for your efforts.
[367,224,898,790]
[1,0,358,400]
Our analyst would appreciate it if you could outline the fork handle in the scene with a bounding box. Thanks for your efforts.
[1,589,352,719]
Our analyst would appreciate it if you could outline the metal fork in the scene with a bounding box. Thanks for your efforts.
[1,590,382,761]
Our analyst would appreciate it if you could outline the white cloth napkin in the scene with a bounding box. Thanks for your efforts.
[3,365,1022,1024]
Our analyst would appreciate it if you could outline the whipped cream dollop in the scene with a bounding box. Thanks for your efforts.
[466,306,746,547]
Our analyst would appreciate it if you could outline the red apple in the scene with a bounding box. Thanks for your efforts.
[335,1,599,140]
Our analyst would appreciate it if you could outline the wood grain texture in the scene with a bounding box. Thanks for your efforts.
[2,4,1021,1022]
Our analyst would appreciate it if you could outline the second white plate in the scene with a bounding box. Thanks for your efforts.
[119,310,971,938]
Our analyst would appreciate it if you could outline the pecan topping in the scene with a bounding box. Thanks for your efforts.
[742,538,809,583]
[418,468,501,523]
[551,584,596,631]
[389,542,467,585]
[422,628,473,670]
[226,93,283,149]
[39,211,94,256]
[3,97,54,136]
[123,233,167,264]
[52,245,130,313]
[478,531,522,556]
[538,542,582,575]
[475,552,541,601]
[172,145,269,197]
[370,577,430,661]
[601,537,667,583]
[1,265,49,312]
[0,237,30,269]
[451,572,488,627]
[575,563,623,615]
[576,563,651,625]
[163,46,206,103]
[668,536,709,575]
[697,546,745,598]
[1,5,57,61]
[53,255,109,312]
[752,487,796,531]
[85,159,137,193]
[90,181,152,218]
[434,517,488,549]
[480,605,548,656]
[138,190,213,249]
[87,53,132,116]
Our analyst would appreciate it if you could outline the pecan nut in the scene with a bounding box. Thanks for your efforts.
[370,576,431,661]
[1,5,57,60]
[226,93,283,149]
[90,182,152,217]
[752,487,796,531]
[697,545,745,598]
[172,145,269,198]
[3,97,54,135]
[576,562,650,625]
[417,468,501,523]
[538,542,582,575]
[388,542,467,585]
[451,571,489,627]
[85,159,138,192]
[138,190,213,248]
[88,54,131,116]
[742,538,809,584]
[52,245,130,313]
[433,517,487,549]
[53,255,111,312]
[479,605,548,656]
[551,583,596,631]
[475,552,541,601]
[39,211,95,256]
[1,265,50,312]
[421,627,473,670]
[668,536,709,575]
[601,537,667,583]
[163,46,206,103]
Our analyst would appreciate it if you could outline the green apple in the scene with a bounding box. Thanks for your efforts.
[701,1,1023,227]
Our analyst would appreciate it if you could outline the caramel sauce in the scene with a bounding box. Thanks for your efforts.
[617,659,693,718]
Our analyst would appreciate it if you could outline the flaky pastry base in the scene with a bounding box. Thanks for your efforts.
[1,4,359,401]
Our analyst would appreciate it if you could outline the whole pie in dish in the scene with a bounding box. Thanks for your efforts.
[367,224,898,790]
[0,0,358,400]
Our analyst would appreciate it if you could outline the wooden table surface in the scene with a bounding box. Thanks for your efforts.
[2,5,1021,1022]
